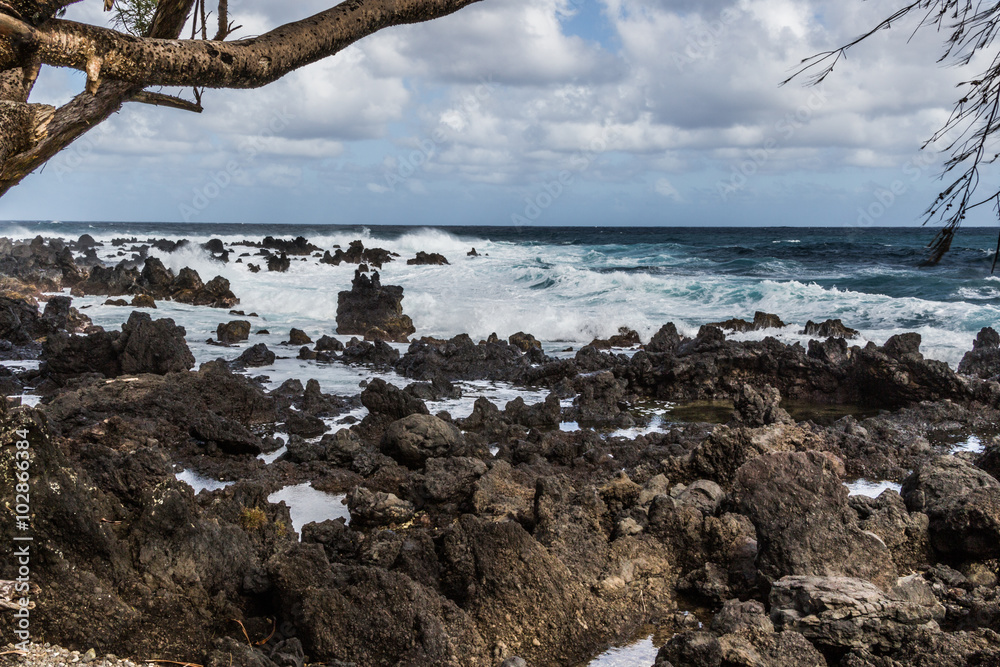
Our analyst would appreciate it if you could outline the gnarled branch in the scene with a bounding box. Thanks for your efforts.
[9,0,481,90]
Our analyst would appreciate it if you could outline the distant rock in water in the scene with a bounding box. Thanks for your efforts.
[266,252,291,272]
[407,251,449,266]
[958,327,1000,380]
[336,270,415,343]
[801,318,859,339]
[707,311,785,333]
[588,327,641,349]
[467,247,479,256]
[79,257,238,308]
[320,240,398,268]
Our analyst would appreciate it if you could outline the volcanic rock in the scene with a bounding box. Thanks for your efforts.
[336,270,415,343]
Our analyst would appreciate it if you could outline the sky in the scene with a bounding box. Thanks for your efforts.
[0,0,992,227]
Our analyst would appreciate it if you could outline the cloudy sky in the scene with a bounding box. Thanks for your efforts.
[0,0,987,227]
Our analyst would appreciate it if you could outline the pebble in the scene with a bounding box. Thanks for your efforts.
[0,643,159,667]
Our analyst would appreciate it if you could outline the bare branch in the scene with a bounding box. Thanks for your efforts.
[130,89,202,112]
[788,1,1000,268]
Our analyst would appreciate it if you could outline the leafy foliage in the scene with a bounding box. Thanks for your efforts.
[109,0,158,36]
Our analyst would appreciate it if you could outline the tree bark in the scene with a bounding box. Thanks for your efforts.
[8,0,482,89]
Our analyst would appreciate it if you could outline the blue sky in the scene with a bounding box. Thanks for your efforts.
[0,0,984,227]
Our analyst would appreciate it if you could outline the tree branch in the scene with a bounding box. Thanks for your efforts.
[0,0,197,195]
[131,89,201,112]
[12,0,482,90]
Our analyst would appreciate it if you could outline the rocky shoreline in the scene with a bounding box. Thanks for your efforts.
[1,234,1000,666]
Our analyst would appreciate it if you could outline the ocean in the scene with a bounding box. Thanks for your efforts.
[3,221,998,371]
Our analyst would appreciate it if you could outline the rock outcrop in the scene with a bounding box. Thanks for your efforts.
[336,270,415,343]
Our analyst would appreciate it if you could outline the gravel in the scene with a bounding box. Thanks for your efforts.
[0,643,188,667]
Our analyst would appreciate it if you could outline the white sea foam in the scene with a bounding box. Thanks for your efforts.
[583,635,657,667]
[845,479,902,497]
[12,226,997,374]
[175,469,233,493]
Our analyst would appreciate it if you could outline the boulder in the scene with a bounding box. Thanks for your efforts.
[508,331,541,352]
[901,455,1000,559]
[381,413,465,468]
[347,487,415,527]
[731,451,896,589]
[646,323,682,354]
[730,383,792,427]
[130,294,156,308]
[769,575,939,652]
[234,343,275,368]
[336,270,415,343]
[217,320,251,344]
[287,328,312,345]
[267,252,291,272]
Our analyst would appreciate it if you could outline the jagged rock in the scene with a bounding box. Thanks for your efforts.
[901,455,1000,559]
[234,343,275,368]
[321,240,397,268]
[646,323,682,354]
[707,311,786,333]
[731,451,896,588]
[381,413,465,468]
[802,319,859,339]
[407,251,449,265]
[336,270,415,343]
[41,296,91,334]
[588,327,642,349]
[267,252,291,272]
[573,370,626,423]
[259,235,320,255]
[43,311,194,381]
[217,320,251,344]
[342,338,400,367]
[503,393,561,429]
[117,311,196,375]
[397,334,539,382]
[347,487,415,527]
[287,328,311,345]
[958,327,1000,380]
[769,575,939,652]
[508,331,541,352]
[731,383,793,427]
[0,295,42,344]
